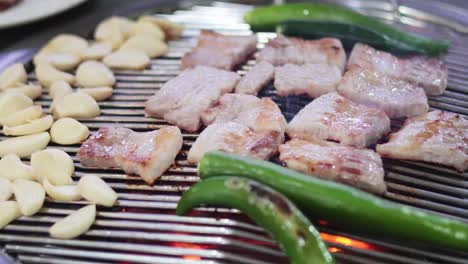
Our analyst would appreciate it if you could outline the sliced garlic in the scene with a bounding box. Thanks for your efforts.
[49,204,96,239]
[94,17,125,50]
[53,92,100,119]
[129,21,165,40]
[0,105,42,127]
[120,34,168,58]
[78,175,117,207]
[4,84,42,100]
[76,61,115,88]
[0,132,50,158]
[13,179,45,216]
[0,92,33,119]
[31,148,74,185]
[138,16,184,40]
[0,63,27,90]
[0,201,21,229]
[0,154,34,180]
[43,179,81,202]
[103,49,150,70]
[34,52,81,71]
[3,115,53,136]
[50,118,89,145]
[79,87,113,101]
[40,34,88,55]
[35,63,75,87]
[79,42,112,60]
[0,178,12,201]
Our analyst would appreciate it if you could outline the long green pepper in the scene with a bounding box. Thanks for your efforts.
[244,3,449,55]
[199,152,468,251]
[176,176,335,264]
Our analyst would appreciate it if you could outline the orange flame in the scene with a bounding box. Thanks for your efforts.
[320,233,376,251]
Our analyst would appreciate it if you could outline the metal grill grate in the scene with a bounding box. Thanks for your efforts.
[1,1,468,263]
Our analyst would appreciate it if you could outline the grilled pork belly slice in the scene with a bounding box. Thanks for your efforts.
[274,63,342,98]
[201,93,287,134]
[189,94,287,164]
[188,122,282,164]
[78,126,183,184]
[257,35,346,72]
[144,66,240,132]
[235,61,274,95]
[348,43,448,95]
[377,110,468,172]
[287,92,390,148]
[279,139,386,194]
[338,68,429,118]
[181,30,257,70]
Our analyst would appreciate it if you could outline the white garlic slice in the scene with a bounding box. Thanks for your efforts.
[0,178,12,201]
[129,21,165,40]
[78,175,117,207]
[103,49,150,70]
[76,61,115,88]
[79,42,113,60]
[0,154,34,180]
[31,148,74,185]
[0,201,21,229]
[3,115,53,136]
[49,204,96,239]
[35,63,75,87]
[120,34,168,58]
[13,179,45,216]
[79,87,113,101]
[43,179,81,202]
[4,84,42,100]
[50,118,89,145]
[0,63,27,90]
[0,105,42,127]
[0,132,50,158]
[52,92,100,119]
[0,92,33,120]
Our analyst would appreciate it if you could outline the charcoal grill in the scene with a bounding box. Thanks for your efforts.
[1,1,468,263]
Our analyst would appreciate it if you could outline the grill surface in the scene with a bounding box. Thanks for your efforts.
[1,1,468,263]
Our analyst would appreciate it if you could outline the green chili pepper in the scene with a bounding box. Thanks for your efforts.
[279,20,421,55]
[176,176,335,264]
[199,151,468,251]
[244,3,449,55]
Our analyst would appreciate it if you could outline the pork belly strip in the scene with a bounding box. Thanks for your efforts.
[144,66,240,132]
[348,43,448,95]
[274,63,342,98]
[181,30,257,70]
[78,126,183,184]
[187,122,282,164]
[257,35,346,72]
[189,94,287,164]
[201,93,287,134]
[235,61,274,95]
[287,92,391,148]
[337,68,429,118]
[377,110,468,172]
[280,139,386,194]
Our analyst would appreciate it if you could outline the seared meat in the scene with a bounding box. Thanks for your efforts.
[189,94,287,163]
[145,66,240,132]
[348,43,447,95]
[279,139,386,194]
[78,126,183,184]
[235,61,274,95]
[181,30,257,70]
[257,35,346,72]
[337,68,429,118]
[287,92,391,147]
[377,110,468,172]
[187,122,282,163]
[201,93,287,134]
[274,63,342,98]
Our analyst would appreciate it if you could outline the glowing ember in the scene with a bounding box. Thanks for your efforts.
[320,233,376,251]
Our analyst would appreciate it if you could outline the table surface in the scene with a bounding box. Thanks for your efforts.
[0,0,466,69]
